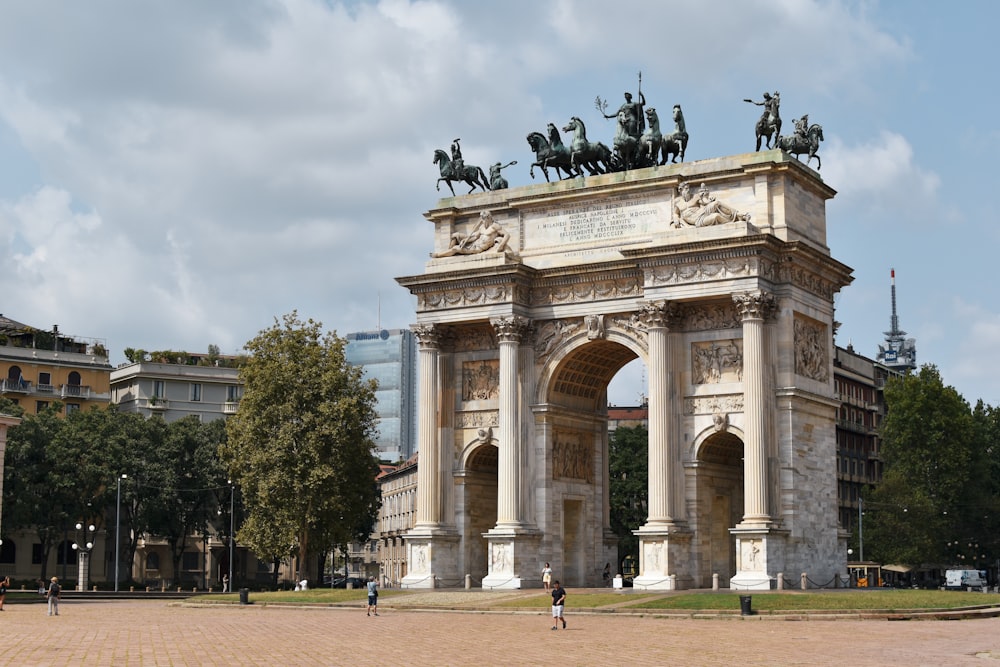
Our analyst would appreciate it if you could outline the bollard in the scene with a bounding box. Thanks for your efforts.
[146,586,150,592]
[239,588,249,605]
[801,572,807,590]
[465,574,471,590]
[739,595,753,616]
[777,572,784,590]
[712,573,719,591]
[93,585,98,591]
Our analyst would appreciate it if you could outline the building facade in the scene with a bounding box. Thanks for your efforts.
[345,329,418,463]
[110,359,243,422]
[373,455,418,587]
[0,316,112,415]
[833,344,901,536]
[397,151,853,591]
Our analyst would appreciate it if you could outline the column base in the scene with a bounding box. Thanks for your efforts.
[481,528,541,590]
[728,528,785,590]
[631,525,692,591]
[401,528,460,589]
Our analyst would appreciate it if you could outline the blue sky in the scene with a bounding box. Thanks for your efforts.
[1,0,997,406]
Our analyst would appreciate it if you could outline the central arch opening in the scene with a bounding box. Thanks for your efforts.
[543,338,640,586]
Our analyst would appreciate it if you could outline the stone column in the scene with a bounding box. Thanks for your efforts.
[492,316,529,527]
[733,291,776,527]
[639,300,681,525]
[412,324,442,527]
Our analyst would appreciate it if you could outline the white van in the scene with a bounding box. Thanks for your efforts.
[945,569,987,591]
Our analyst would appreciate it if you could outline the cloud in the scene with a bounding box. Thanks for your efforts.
[824,132,941,223]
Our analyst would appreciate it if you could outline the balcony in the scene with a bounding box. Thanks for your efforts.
[60,384,92,399]
[147,397,168,411]
[222,401,239,415]
[0,378,31,394]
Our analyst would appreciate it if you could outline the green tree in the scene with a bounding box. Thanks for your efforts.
[865,365,986,566]
[221,312,381,584]
[609,425,648,570]
[142,416,228,585]
[2,404,68,580]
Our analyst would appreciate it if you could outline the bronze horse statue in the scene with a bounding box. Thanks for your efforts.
[754,113,782,151]
[777,123,824,170]
[661,104,688,163]
[562,116,613,176]
[526,126,578,182]
[612,109,641,170]
[434,149,490,195]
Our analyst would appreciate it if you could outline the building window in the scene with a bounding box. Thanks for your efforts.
[32,543,44,565]
[56,540,77,565]
[146,553,160,570]
[182,551,200,571]
[36,401,49,412]
[226,385,240,402]
[153,380,165,398]
[191,383,202,402]
[0,540,15,564]
[37,372,52,391]
[65,403,81,415]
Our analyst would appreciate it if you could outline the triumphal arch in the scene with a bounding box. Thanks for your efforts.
[396,150,852,590]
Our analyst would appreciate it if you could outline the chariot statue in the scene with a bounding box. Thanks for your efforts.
[434,137,490,195]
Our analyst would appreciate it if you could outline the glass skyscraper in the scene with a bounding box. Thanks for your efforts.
[345,329,417,463]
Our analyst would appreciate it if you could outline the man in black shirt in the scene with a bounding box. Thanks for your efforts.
[550,580,566,630]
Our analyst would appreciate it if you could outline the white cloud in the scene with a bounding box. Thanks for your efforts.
[824,132,941,222]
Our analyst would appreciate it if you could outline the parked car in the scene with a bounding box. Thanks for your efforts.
[326,576,367,589]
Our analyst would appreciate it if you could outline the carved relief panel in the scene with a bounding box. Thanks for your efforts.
[793,315,829,382]
[552,429,594,483]
[691,339,744,384]
[462,360,500,401]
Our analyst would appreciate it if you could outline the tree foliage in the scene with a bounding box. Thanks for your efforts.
[864,365,996,567]
[609,425,648,568]
[221,312,381,581]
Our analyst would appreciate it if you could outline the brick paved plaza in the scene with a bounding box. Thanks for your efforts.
[2,597,1000,666]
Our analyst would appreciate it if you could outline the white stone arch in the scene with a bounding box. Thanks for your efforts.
[689,420,746,588]
[690,422,747,463]
[534,323,646,408]
[397,151,852,592]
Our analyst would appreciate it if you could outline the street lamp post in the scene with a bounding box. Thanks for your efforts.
[115,474,127,593]
[858,497,864,563]
[228,481,234,593]
[72,522,96,591]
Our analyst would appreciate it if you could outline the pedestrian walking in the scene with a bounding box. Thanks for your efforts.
[366,576,379,616]
[46,576,61,616]
[550,580,566,630]
[0,575,9,610]
[541,562,552,591]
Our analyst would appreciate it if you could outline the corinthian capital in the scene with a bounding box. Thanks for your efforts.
[412,323,442,349]
[491,315,531,343]
[732,291,776,321]
[637,300,682,329]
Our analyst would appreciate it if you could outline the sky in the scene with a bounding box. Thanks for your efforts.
[1,0,998,407]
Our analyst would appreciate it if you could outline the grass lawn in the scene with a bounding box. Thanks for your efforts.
[196,588,407,605]
[191,588,1000,612]
[624,590,1000,611]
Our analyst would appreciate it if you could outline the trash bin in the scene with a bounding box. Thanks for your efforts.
[239,588,250,605]
[739,594,752,616]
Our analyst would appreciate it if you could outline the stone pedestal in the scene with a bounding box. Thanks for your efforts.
[481,529,541,590]
[400,530,460,589]
[631,528,692,591]
[729,529,785,590]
